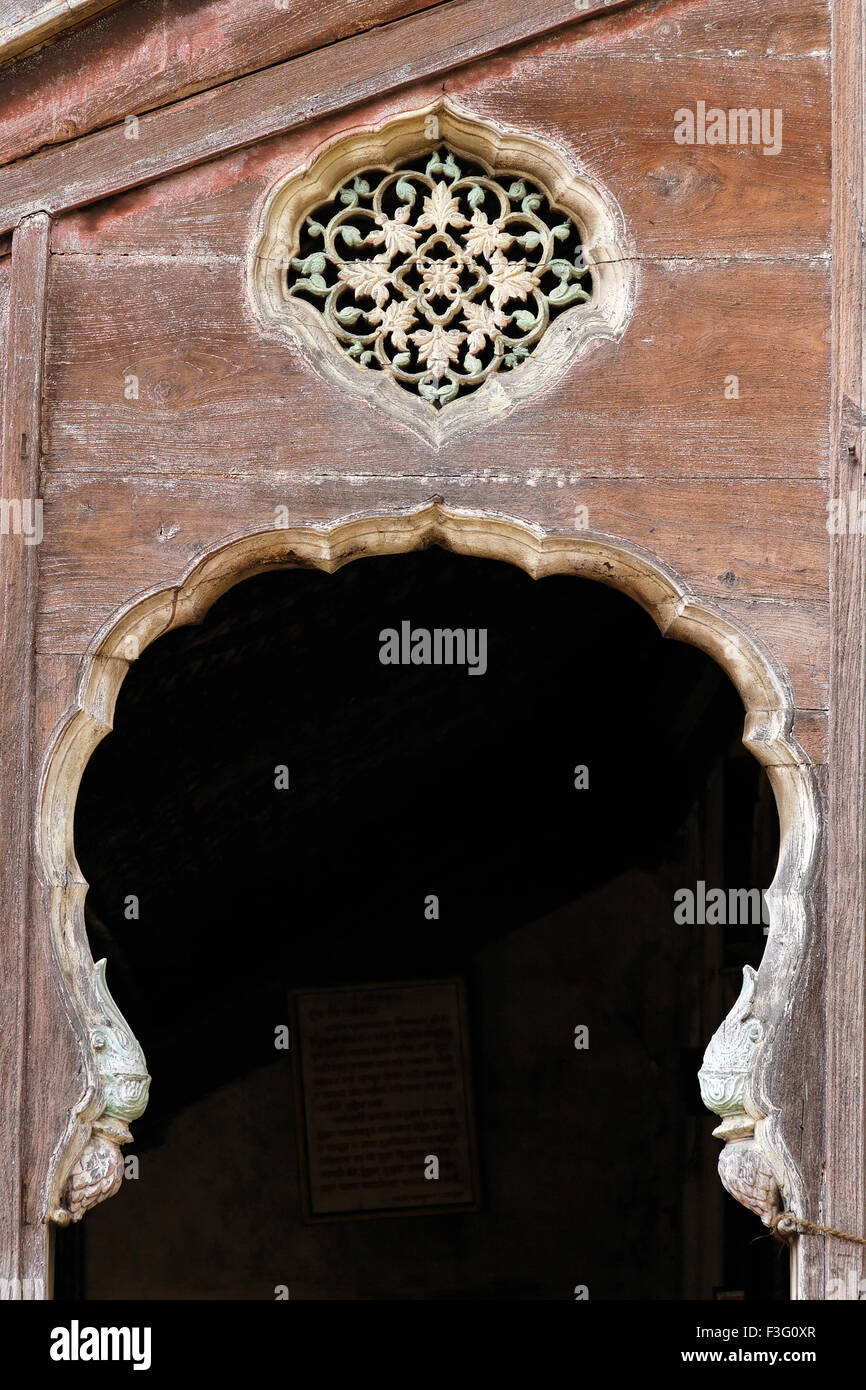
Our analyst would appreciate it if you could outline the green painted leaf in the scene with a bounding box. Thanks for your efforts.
[512,309,538,331]
[392,351,412,370]
[291,252,326,275]
[516,231,543,250]
[339,225,364,246]
[441,153,461,181]
[335,306,363,325]
[306,218,325,238]
[521,193,542,215]
[507,180,526,199]
[467,184,485,209]
[292,276,329,296]
[548,282,591,305]
[464,351,482,375]
[395,177,417,206]
[552,223,571,241]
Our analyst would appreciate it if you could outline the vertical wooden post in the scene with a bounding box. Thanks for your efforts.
[826,0,866,1301]
[0,211,50,1299]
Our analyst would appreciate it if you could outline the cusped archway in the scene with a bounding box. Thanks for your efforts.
[38,504,819,1280]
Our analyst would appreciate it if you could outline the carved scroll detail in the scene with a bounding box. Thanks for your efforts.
[699,965,782,1227]
[53,961,150,1225]
[717,1141,781,1228]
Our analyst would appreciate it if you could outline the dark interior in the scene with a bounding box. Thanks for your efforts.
[54,548,787,1300]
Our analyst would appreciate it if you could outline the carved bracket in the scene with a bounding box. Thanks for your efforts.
[52,960,150,1225]
[699,965,784,1228]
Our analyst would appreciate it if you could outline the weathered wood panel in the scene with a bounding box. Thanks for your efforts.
[0,0,829,170]
[15,0,837,1301]
[0,0,642,233]
[42,256,829,481]
[0,0,119,68]
[0,213,49,1296]
[568,0,828,59]
[0,0,451,166]
[824,0,866,1303]
[50,47,831,261]
[34,473,830,721]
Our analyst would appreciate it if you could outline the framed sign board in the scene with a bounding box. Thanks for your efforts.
[290,979,480,1220]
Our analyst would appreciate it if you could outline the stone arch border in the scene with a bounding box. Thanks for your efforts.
[37,503,819,1288]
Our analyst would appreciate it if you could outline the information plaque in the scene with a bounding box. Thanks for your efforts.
[290,978,480,1220]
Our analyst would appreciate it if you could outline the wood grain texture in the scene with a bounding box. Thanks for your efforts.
[0,212,49,1295]
[0,0,450,166]
[0,0,120,67]
[34,472,830,720]
[0,0,647,234]
[49,43,831,262]
[824,0,866,1302]
[0,0,829,170]
[41,255,829,481]
[9,0,836,1295]
[565,0,828,59]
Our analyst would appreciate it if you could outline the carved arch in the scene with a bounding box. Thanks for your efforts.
[38,505,819,1260]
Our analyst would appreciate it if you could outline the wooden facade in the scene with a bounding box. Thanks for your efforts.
[0,0,862,1300]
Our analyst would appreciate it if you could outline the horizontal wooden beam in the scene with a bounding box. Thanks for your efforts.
[0,0,635,234]
[0,0,120,68]
[0,0,447,168]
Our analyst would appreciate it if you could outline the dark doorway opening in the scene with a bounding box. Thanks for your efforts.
[56,548,786,1299]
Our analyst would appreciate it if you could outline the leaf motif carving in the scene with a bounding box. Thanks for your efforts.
[416,181,469,233]
[410,323,463,380]
[337,257,393,306]
[488,249,540,312]
[284,147,594,409]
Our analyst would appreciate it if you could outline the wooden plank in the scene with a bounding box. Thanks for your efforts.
[0,0,450,168]
[0,0,120,68]
[42,256,830,481]
[50,47,831,261]
[0,211,49,1297]
[0,0,641,235]
[0,0,829,172]
[791,708,828,768]
[824,0,866,1303]
[567,0,828,60]
[34,472,830,718]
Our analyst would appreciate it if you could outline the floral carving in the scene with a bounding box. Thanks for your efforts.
[286,148,593,408]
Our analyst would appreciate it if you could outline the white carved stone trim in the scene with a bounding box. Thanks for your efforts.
[248,98,634,445]
[37,505,818,1267]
